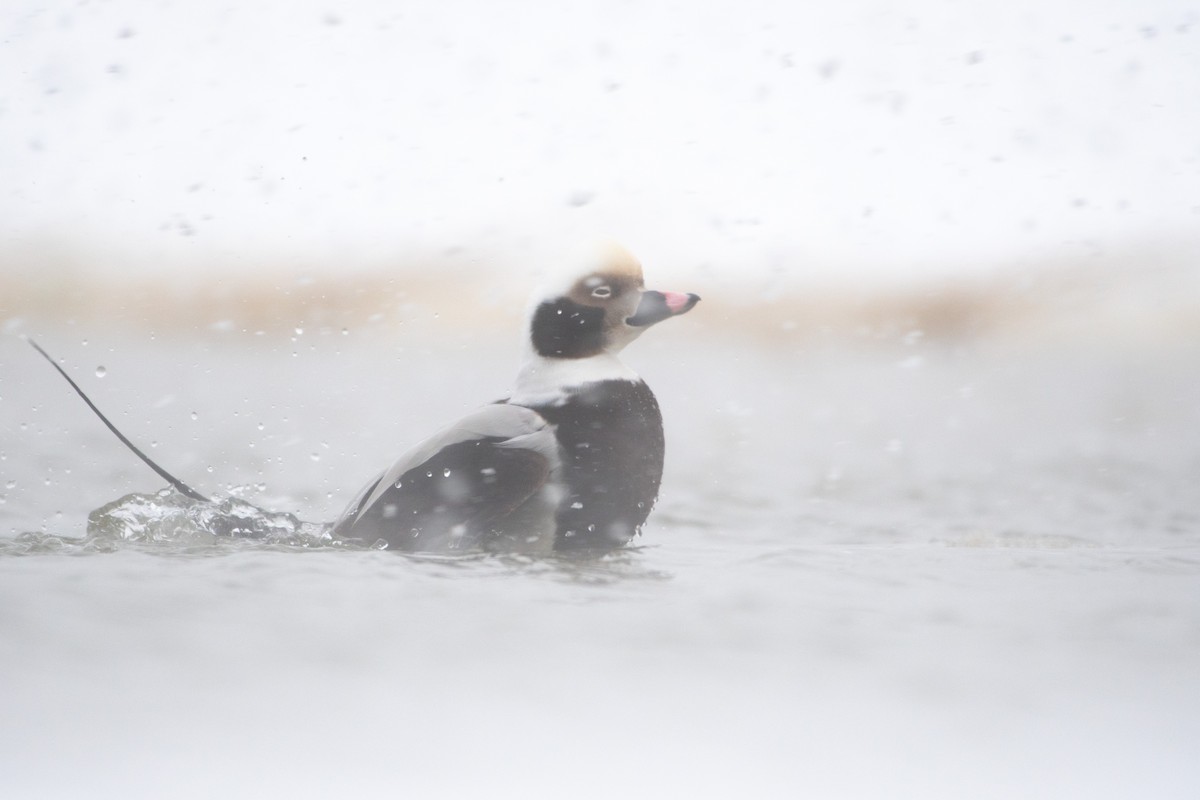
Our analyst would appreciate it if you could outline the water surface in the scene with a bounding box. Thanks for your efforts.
[2,327,1198,798]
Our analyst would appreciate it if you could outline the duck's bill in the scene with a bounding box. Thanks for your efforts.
[626,291,701,327]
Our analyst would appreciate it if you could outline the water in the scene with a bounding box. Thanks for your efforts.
[2,325,1199,798]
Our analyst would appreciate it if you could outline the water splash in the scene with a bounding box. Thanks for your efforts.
[86,489,337,547]
[0,490,673,582]
[0,489,344,555]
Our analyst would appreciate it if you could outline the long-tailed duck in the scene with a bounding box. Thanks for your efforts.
[333,246,699,553]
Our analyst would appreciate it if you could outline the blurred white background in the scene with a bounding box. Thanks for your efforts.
[3,0,1198,287]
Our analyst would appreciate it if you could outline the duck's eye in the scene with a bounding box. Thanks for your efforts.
[591,285,613,299]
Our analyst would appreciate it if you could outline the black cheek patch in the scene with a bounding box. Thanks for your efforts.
[531,298,606,358]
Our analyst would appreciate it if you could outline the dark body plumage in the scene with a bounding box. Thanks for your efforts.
[333,246,697,555]
[530,378,663,551]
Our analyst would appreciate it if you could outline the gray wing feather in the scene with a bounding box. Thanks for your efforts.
[335,404,558,535]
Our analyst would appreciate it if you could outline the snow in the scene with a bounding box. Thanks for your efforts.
[3,0,1199,282]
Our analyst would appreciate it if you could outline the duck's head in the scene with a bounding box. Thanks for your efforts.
[527,244,700,359]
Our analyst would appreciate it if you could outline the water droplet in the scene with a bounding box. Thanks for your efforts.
[294,327,304,336]
[310,453,320,462]
[341,328,349,336]
[190,411,198,421]
[81,339,88,346]
[257,422,265,430]
[95,366,107,378]
[206,465,214,473]
[5,480,15,489]
[443,468,451,477]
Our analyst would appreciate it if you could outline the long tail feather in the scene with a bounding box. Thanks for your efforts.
[26,338,210,502]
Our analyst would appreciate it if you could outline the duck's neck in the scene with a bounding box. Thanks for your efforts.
[510,352,640,407]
